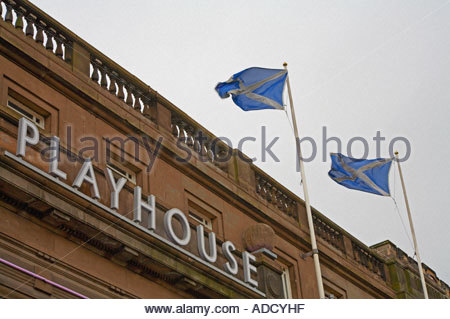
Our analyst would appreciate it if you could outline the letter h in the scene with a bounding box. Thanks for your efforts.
[133,186,156,230]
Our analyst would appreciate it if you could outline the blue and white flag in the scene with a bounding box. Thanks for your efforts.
[215,67,288,111]
[328,153,393,196]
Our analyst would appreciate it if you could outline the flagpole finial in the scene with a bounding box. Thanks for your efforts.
[283,62,288,67]
[395,151,399,156]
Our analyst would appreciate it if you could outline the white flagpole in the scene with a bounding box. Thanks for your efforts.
[395,151,429,299]
[283,63,325,299]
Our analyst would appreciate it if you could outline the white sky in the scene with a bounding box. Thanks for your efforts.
[30,0,450,284]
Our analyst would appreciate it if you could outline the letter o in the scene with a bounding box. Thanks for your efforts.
[164,208,191,246]
[347,136,369,159]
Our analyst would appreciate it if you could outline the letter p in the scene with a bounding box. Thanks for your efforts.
[16,118,39,157]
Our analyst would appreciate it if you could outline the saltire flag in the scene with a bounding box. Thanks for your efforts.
[215,67,288,111]
[328,153,393,196]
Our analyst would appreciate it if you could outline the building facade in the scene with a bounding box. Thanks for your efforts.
[0,0,448,299]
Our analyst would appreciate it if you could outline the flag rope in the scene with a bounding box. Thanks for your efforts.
[284,107,295,135]
[390,195,415,256]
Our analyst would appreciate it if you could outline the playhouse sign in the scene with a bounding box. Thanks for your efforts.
[12,117,264,294]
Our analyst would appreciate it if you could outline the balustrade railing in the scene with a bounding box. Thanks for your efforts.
[352,241,386,281]
[170,112,231,172]
[0,0,158,123]
[312,211,388,282]
[313,214,345,253]
[89,56,155,120]
[0,0,72,63]
[255,172,298,220]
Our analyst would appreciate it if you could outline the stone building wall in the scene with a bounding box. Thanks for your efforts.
[0,0,447,299]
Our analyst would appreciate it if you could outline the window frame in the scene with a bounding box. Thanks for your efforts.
[7,96,46,129]
[281,266,293,299]
[106,161,137,185]
[188,210,213,231]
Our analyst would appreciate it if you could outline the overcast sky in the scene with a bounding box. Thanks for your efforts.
[30,0,450,284]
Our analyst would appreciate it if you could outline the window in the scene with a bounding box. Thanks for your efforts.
[188,210,212,230]
[185,191,223,240]
[7,96,45,129]
[106,162,136,184]
[281,267,293,298]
